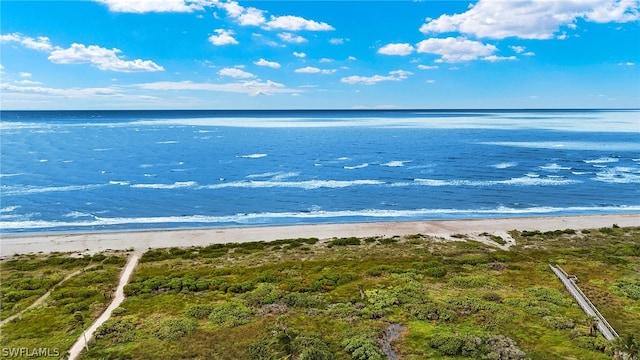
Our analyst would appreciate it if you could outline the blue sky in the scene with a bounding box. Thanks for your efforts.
[1,0,639,109]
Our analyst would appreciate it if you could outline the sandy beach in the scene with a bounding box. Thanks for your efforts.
[1,214,637,257]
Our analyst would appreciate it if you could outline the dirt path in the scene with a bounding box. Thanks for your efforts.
[380,323,405,360]
[0,266,96,327]
[67,251,141,360]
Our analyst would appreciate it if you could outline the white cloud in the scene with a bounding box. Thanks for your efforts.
[1,82,122,97]
[254,58,281,68]
[319,58,333,63]
[264,15,334,31]
[293,52,306,58]
[618,61,635,66]
[211,1,333,31]
[348,56,357,61]
[329,38,347,45]
[237,7,266,26]
[378,43,414,56]
[417,65,439,70]
[135,80,299,96]
[14,79,42,85]
[416,37,497,62]
[294,66,336,74]
[208,29,238,45]
[420,0,640,40]
[219,67,255,78]
[48,43,164,72]
[19,72,32,78]
[1,33,54,51]
[510,45,536,56]
[482,55,517,62]
[278,32,307,44]
[426,79,436,84]
[340,70,412,85]
[94,0,206,13]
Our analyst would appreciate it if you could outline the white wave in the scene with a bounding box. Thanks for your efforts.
[131,181,198,189]
[93,148,113,152]
[571,171,590,175]
[337,157,350,161]
[593,167,640,184]
[491,162,517,169]
[524,173,539,178]
[584,157,619,164]
[1,206,20,213]
[381,161,409,167]
[236,153,267,159]
[156,141,179,144]
[3,205,640,230]
[482,141,640,151]
[413,177,579,186]
[246,172,299,180]
[144,174,156,177]
[204,179,384,190]
[39,159,48,163]
[344,163,369,170]
[633,159,640,162]
[64,211,94,218]
[539,163,572,171]
[1,184,104,196]
[140,164,154,168]
[109,180,130,186]
[0,173,25,178]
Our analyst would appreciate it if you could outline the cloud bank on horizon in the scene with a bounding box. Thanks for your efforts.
[1,0,639,109]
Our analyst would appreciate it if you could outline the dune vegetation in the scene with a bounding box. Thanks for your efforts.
[1,226,639,359]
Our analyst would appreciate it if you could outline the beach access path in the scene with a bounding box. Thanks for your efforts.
[1,214,638,257]
[66,250,142,360]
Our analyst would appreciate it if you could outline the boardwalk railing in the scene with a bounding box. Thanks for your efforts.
[549,264,619,341]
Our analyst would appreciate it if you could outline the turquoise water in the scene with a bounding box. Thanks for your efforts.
[1,109,638,234]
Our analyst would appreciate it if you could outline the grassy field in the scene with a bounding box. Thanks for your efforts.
[0,251,129,358]
[2,226,638,359]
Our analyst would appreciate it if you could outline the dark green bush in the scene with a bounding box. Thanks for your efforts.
[154,317,198,340]
[341,334,384,360]
[328,237,361,247]
[208,301,253,327]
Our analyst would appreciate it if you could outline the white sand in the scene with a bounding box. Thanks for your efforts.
[1,214,637,257]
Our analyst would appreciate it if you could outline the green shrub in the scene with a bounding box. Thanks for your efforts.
[526,286,572,306]
[543,316,575,329]
[341,334,384,360]
[425,266,447,278]
[95,317,136,343]
[282,292,324,308]
[328,237,361,247]
[611,279,640,300]
[241,283,285,306]
[154,317,198,340]
[185,304,217,319]
[449,275,497,288]
[429,334,483,357]
[208,301,253,327]
[326,303,360,319]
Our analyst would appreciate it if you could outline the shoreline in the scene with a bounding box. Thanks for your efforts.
[1,213,637,257]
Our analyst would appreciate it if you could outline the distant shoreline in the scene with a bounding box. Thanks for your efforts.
[1,213,637,257]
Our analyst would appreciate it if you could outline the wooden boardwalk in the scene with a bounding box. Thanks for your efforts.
[549,264,619,341]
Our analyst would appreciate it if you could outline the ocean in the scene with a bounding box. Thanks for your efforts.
[1,109,638,234]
